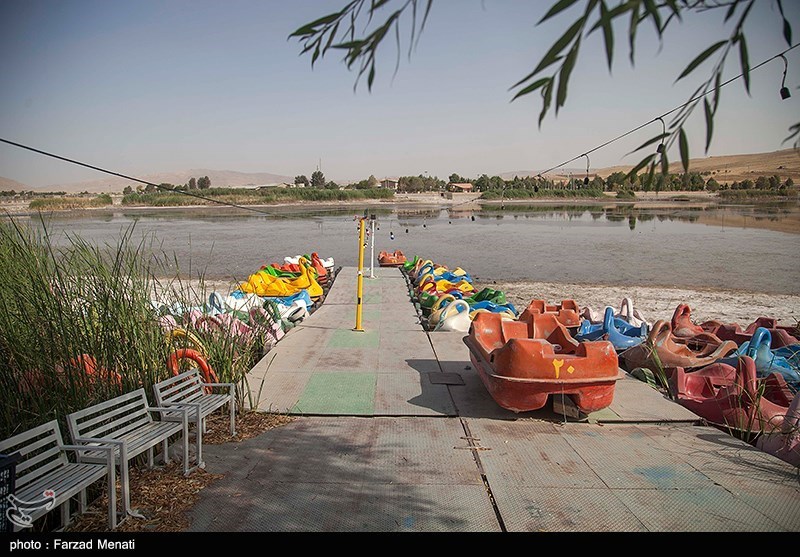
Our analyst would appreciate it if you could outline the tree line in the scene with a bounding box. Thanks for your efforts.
[123,175,211,195]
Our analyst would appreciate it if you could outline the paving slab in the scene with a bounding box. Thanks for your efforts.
[377,330,438,372]
[469,419,799,531]
[188,417,496,532]
[489,485,647,532]
[374,373,456,416]
[366,417,482,485]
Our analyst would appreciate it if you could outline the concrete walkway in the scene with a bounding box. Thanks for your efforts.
[188,267,800,531]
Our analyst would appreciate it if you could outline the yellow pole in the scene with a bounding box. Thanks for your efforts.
[354,217,366,331]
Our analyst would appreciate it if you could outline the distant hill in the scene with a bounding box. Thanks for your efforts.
[35,169,295,193]
[0,176,30,191]
[501,148,800,184]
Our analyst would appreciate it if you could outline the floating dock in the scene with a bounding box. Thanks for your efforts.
[188,267,800,531]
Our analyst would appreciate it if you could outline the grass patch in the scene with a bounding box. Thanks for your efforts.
[28,194,112,210]
[122,187,394,207]
[481,187,604,200]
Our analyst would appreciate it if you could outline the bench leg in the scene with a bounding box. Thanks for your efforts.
[182,420,190,476]
[121,458,131,515]
[230,399,236,436]
[196,415,204,469]
[162,438,170,464]
[60,500,70,529]
[147,447,154,468]
[79,489,87,513]
[107,459,117,529]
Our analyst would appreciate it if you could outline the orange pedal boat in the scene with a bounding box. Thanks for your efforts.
[378,250,407,267]
[463,312,622,413]
[519,299,581,328]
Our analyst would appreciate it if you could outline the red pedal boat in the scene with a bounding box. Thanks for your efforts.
[378,250,407,267]
[463,312,621,413]
[519,299,581,328]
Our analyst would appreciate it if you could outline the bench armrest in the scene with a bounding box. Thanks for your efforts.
[60,443,115,466]
[149,406,190,429]
[71,437,129,464]
[159,401,203,423]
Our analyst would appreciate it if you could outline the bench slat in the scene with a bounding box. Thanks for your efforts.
[0,421,60,454]
[82,412,152,440]
[73,397,149,433]
[68,388,148,422]
[15,446,62,474]
[157,373,203,398]
[78,422,182,463]
[15,457,64,490]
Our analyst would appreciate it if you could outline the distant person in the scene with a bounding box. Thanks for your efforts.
[390,231,395,240]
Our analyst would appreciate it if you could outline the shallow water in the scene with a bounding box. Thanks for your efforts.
[16,202,800,294]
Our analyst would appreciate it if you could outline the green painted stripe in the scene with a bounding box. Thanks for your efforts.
[292,372,376,415]
[328,329,379,348]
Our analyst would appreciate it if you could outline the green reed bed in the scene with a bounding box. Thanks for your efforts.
[0,219,271,439]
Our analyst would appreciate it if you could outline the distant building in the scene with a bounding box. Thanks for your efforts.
[380,178,399,190]
[447,182,473,192]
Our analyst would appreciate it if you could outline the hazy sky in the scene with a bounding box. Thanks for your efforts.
[1,0,798,187]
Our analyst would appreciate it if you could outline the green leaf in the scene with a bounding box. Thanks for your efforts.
[420,0,434,35]
[660,150,669,176]
[627,133,669,155]
[628,1,640,64]
[289,11,343,38]
[599,1,614,71]
[539,81,554,128]
[538,0,582,24]
[712,71,722,112]
[678,127,689,173]
[676,40,726,81]
[332,40,366,50]
[703,99,714,152]
[724,1,738,23]
[323,22,340,55]
[368,64,376,90]
[529,17,585,77]
[738,34,750,94]
[627,153,656,181]
[642,0,662,37]
[646,160,657,189]
[556,41,580,112]
[511,78,551,101]
[776,0,792,44]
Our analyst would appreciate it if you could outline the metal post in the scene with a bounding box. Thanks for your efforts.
[354,218,366,332]
[369,217,375,279]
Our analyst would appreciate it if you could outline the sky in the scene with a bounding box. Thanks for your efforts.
[0,0,798,188]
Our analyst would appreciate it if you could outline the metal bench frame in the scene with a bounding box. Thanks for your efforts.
[153,370,236,468]
[0,420,116,530]
[67,388,192,519]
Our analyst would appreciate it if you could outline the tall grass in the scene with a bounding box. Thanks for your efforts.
[0,218,270,438]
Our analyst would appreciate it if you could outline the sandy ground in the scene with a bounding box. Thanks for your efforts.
[487,280,800,327]
[157,275,800,330]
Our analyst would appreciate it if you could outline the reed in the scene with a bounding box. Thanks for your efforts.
[0,218,269,438]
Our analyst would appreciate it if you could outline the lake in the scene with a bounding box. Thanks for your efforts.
[15,201,800,295]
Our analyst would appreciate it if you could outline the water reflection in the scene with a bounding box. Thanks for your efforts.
[11,200,800,294]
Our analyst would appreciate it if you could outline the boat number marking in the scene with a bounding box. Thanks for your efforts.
[553,360,576,379]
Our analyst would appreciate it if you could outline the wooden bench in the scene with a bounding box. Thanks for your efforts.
[153,370,236,468]
[67,388,191,519]
[0,420,117,530]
